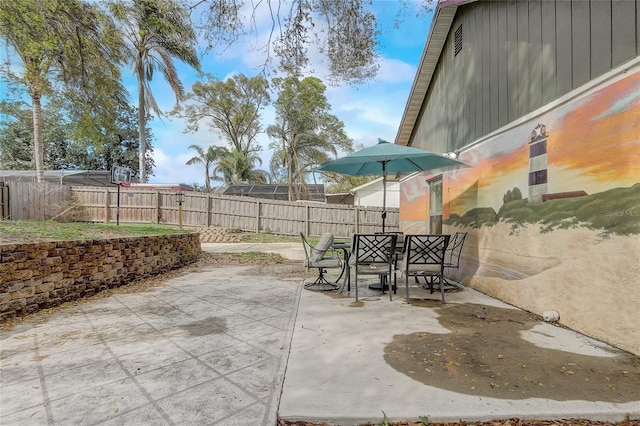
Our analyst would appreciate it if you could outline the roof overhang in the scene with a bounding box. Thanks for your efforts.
[394,0,477,147]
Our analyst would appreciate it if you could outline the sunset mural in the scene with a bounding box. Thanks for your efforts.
[401,69,640,225]
[550,71,640,186]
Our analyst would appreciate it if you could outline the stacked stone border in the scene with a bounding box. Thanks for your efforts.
[0,233,200,321]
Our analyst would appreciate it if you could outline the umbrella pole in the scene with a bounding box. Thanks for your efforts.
[382,162,387,233]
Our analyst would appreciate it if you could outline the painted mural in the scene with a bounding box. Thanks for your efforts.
[399,66,640,355]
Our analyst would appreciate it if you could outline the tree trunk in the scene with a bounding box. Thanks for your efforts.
[287,163,295,201]
[32,94,44,183]
[138,76,146,183]
[204,164,211,189]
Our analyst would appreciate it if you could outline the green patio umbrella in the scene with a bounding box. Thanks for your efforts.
[316,138,468,232]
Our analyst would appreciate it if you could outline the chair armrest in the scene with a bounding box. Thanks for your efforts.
[327,246,342,261]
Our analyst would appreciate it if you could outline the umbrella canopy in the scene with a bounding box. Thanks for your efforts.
[316,138,468,176]
[316,138,469,231]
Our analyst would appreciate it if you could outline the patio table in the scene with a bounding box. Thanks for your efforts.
[368,236,404,292]
[331,241,351,292]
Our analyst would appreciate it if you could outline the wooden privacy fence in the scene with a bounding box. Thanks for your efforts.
[0,182,8,220]
[71,186,399,238]
[1,181,72,221]
[1,183,399,238]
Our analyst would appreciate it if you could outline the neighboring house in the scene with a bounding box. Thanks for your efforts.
[127,183,194,192]
[0,170,114,186]
[324,192,354,206]
[396,0,640,355]
[351,177,400,209]
[223,184,325,202]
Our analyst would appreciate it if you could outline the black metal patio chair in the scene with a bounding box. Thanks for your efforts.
[350,233,398,301]
[300,232,342,291]
[443,231,467,288]
[393,234,450,303]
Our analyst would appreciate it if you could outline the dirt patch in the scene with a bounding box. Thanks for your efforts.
[243,263,306,279]
[385,301,640,402]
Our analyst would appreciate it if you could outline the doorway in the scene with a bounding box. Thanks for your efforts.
[428,176,443,234]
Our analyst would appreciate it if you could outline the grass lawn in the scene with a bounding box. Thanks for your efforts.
[0,220,305,244]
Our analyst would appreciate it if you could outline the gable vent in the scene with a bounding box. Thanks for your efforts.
[454,24,463,56]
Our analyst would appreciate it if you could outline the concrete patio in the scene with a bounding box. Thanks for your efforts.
[1,243,638,425]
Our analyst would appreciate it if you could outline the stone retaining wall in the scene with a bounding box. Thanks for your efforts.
[0,233,200,321]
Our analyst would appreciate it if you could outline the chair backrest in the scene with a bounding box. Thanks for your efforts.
[300,232,334,262]
[350,233,397,266]
[444,232,467,268]
[311,232,334,261]
[401,234,450,269]
[375,231,404,248]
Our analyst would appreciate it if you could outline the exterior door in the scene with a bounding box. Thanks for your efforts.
[428,176,443,234]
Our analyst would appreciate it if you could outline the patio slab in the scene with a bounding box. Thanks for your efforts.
[279,278,640,425]
[0,261,301,426]
[1,243,638,425]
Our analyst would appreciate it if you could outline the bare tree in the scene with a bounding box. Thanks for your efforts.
[191,0,434,85]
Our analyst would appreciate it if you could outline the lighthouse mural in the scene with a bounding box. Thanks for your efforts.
[528,123,548,204]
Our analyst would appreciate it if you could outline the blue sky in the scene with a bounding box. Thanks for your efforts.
[1,1,434,186]
[146,1,434,185]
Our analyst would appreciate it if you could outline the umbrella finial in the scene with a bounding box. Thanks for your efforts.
[378,138,390,144]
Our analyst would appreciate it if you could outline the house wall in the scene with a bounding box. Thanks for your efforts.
[413,0,640,155]
[401,60,640,355]
[401,29,640,357]
[353,180,400,209]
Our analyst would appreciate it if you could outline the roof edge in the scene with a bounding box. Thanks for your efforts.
[394,0,478,147]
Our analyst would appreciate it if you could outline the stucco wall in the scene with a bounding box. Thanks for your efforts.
[0,233,200,321]
[400,65,640,356]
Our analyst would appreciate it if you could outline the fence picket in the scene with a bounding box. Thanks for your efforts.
[1,184,399,237]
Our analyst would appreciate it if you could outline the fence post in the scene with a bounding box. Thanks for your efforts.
[305,204,310,236]
[355,206,359,233]
[155,190,161,224]
[255,199,260,233]
[0,182,8,220]
[104,187,109,223]
[206,194,211,227]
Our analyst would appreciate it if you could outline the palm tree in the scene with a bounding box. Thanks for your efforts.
[0,0,126,182]
[267,76,352,200]
[185,144,226,190]
[214,149,270,185]
[110,0,200,182]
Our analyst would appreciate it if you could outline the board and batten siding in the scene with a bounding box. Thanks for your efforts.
[412,0,640,153]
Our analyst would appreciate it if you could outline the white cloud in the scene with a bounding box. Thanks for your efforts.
[144,2,432,184]
[377,57,419,84]
[150,148,200,185]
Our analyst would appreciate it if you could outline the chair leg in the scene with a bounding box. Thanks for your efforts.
[405,274,410,302]
[316,268,327,284]
[416,275,436,293]
[355,270,359,302]
[391,271,397,301]
[304,267,338,291]
[439,273,446,304]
